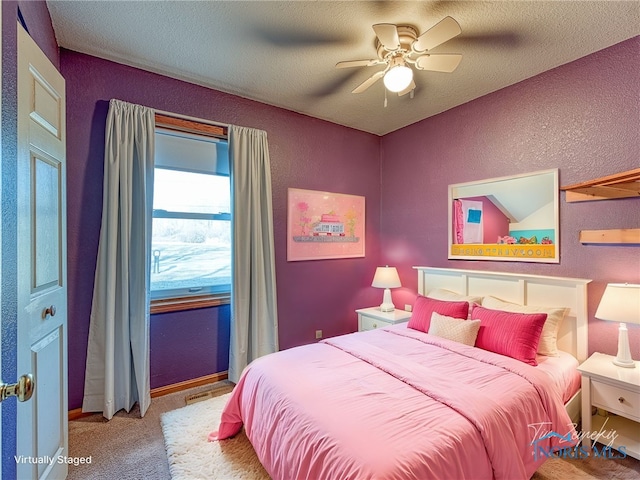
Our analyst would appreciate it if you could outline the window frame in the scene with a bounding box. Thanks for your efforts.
[150,114,230,314]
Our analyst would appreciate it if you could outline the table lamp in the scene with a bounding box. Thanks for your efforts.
[372,266,401,312]
[595,283,640,368]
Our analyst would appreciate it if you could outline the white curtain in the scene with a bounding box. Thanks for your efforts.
[83,99,155,419]
[228,125,279,382]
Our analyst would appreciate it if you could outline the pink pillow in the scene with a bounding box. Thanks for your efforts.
[471,305,547,366]
[407,296,469,333]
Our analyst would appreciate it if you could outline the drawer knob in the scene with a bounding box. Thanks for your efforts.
[618,397,625,404]
[373,323,377,328]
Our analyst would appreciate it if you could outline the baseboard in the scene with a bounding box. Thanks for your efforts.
[68,371,229,421]
[150,371,229,398]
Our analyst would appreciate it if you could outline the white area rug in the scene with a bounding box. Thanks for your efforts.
[161,392,270,479]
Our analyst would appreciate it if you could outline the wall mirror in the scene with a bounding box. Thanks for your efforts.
[448,169,559,263]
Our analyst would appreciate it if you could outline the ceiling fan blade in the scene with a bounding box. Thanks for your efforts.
[397,80,416,96]
[413,16,461,52]
[254,28,351,48]
[352,70,385,94]
[415,54,462,73]
[373,23,400,50]
[336,59,380,69]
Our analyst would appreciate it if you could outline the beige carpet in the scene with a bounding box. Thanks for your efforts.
[533,455,640,479]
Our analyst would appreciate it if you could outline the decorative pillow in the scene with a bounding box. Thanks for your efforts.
[428,312,481,346]
[471,305,547,366]
[407,296,469,333]
[427,288,482,317]
[482,296,569,357]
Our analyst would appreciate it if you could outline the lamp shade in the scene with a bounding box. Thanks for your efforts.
[372,266,401,289]
[595,283,640,325]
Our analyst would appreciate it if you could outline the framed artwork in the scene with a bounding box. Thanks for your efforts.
[448,169,559,263]
[287,188,365,261]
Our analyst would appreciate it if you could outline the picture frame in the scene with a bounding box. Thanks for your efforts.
[287,188,365,261]
[448,169,560,263]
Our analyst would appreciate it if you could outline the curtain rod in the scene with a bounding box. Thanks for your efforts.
[153,108,229,129]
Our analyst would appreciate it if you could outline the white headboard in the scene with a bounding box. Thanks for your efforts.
[414,267,592,362]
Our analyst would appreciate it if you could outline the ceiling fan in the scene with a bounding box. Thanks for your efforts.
[336,17,463,96]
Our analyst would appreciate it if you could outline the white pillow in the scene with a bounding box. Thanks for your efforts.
[427,288,483,304]
[481,296,569,357]
[428,312,481,347]
[427,288,482,318]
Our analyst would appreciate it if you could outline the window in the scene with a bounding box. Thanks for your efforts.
[150,126,230,311]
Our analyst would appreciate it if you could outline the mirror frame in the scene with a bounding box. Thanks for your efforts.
[448,169,559,263]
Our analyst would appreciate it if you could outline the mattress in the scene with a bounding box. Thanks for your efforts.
[213,326,577,480]
[536,350,581,404]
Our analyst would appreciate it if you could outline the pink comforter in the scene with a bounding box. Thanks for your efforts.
[213,326,576,479]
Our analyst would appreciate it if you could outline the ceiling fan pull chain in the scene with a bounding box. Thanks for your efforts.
[384,87,388,108]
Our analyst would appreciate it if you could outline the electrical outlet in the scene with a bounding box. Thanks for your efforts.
[405,304,413,312]
[315,330,323,339]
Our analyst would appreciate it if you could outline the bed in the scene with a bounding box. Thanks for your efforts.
[213,267,591,479]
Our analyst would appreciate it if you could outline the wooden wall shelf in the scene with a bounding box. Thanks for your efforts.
[580,229,640,245]
[561,168,640,203]
[562,169,640,245]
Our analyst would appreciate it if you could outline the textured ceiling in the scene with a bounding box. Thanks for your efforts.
[46,1,639,136]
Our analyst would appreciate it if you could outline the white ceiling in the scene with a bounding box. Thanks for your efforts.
[46,1,639,136]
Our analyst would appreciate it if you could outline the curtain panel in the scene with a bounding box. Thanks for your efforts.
[83,99,154,419]
[228,125,279,382]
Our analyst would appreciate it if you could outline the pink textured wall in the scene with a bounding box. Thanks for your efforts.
[380,37,640,358]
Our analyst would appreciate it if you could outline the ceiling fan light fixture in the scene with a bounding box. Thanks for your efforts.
[383,63,413,93]
[339,18,462,96]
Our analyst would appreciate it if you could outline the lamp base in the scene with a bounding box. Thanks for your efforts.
[379,288,395,312]
[613,358,636,368]
[613,322,636,368]
[379,303,395,313]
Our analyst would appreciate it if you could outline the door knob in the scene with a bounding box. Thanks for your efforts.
[42,305,56,319]
[0,374,35,403]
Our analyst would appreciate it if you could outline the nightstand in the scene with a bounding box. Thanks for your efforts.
[356,307,411,332]
[578,352,640,459]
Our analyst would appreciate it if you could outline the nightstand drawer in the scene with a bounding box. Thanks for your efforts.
[356,307,411,332]
[359,316,387,331]
[591,380,640,422]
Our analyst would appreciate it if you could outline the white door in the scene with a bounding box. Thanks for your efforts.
[17,23,68,479]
